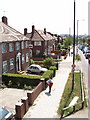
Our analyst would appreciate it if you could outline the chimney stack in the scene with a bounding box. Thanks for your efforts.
[44,28,46,35]
[31,25,35,37]
[24,28,27,36]
[2,16,8,25]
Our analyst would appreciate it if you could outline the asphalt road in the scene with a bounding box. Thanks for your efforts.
[78,49,88,90]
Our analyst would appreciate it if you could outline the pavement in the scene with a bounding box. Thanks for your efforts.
[23,55,73,118]
[0,88,27,114]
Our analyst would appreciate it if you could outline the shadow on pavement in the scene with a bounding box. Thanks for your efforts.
[45,92,51,96]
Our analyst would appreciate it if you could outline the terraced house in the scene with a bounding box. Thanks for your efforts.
[0,16,30,74]
[24,25,56,60]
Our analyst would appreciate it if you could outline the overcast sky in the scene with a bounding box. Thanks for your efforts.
[0,0,89,35]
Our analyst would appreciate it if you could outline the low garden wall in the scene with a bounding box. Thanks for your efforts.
[15,80,45,119]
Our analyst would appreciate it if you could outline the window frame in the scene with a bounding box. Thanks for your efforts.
[2,43,7,53]
[10,58,14,70]
[9,43,14,52]
[3,60,8,73]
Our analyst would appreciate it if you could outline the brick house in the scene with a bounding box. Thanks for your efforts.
[0,16,30,74]
[24,25,56,60]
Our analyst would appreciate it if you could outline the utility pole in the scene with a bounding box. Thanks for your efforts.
[76,20,79,55]
[72,0,76,90]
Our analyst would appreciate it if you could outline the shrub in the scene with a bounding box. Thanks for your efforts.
[49,66,57,77]
[43,57,54,68]
[2,73,42,88]
[42,70,53,80]
[30,59,35,65]
[49,66,57,70]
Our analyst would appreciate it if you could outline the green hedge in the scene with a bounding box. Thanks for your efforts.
[49,66,57,70]
[42,70,53,80]
[2,73,42,88]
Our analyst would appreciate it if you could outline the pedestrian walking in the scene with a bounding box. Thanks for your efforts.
[46,79,53,93]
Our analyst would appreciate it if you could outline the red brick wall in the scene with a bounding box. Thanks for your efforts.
[27,81,44,105]
[2,40,30,73]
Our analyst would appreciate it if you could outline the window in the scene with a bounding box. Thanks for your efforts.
[22,54,25,64]
[10,58,14,70]
[3,60,8,73]
[36,50,40,55]
[26,41,29,48]
[9,43,14,52]
[26,53,29,62]
[16,42,20,50]
[21,41,24,49]
[2,43,7,53]
[34,41,41,46]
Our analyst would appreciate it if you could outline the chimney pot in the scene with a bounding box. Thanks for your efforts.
[2,16,8,25]
[44,28,46,35]
[24,28,27,35]
[31,25,35,37]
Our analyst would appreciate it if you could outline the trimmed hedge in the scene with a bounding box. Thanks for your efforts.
[49,66,57,77]
[49,66,57,70]
[42,70,53,80]
[2,73,42,88]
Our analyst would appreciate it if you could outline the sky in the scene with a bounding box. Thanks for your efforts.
[0,0,89,35]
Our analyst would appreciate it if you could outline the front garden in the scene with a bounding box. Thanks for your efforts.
[2,57,57,90]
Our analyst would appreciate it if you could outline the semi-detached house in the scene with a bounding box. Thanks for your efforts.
[0,16,30,74]
[24,25,56,60]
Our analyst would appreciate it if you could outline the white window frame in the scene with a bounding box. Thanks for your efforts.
[16,42,20,50]
[10,58,14,70]
[21,41,24,49]
[26,53,29,62]
[3,60,8,73]
[26,41,29,48]
[2,43,7,53]
[34,41,41,46]
[22,54,25,64]
[9,43,14,52]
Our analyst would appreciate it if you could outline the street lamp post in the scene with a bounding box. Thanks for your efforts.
[76,20,79,55]
[72,0,76,90]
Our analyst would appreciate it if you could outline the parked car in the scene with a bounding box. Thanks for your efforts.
[82,47,87,54]
[27,64,47,73]
[0,107,13,120]
[85,49,90,59]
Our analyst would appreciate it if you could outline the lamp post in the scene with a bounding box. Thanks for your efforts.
[72,0,76,90]
[76,19,85,55]
[76,20,79,55]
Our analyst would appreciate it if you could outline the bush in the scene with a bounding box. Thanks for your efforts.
[24,84,35,90]
[30,59,35,65]
[2,73,42,88]
[49,66,57,70]
[42,70,53,80]
[43,57,54,68]
[49,66,57,77]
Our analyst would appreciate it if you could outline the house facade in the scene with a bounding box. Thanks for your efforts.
[25,25,56,60]
[0,16,30,74]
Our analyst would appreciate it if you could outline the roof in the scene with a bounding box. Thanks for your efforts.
[27,29,55,41]
[0,22,29,43]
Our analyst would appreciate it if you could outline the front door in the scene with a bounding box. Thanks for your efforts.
[30,49,32,57]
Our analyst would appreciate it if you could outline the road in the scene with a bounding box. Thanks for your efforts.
[78,49,88,91]
[78,49,90,119]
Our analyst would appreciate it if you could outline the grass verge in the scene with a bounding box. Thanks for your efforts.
[57,72,87,116]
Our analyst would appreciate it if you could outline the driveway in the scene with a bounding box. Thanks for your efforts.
[0,88,27,114]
